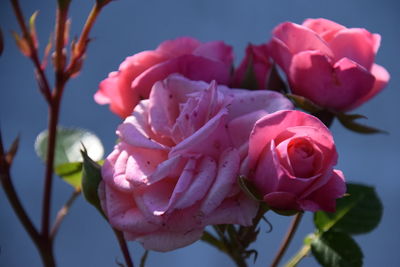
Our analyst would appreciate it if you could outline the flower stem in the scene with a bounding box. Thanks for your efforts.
[284,243,311,267]
[50,189,81,240]
[113,228,135,267]
[270,212,303,267]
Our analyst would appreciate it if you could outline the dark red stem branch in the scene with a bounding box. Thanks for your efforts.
[10,0,52,103]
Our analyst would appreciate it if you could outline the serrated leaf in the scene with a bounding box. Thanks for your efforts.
[34,126,104,167]
[311,231,363,267]
[81,149,104,216]
[336,113,387,134]
[314,183,382,235]
[238,175,263,201]
[286,94,322,113]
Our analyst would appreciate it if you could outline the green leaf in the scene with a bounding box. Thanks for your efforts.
[81,149,104,216]
[311,231,363,267]
[34,126,104,167]
[336,113,387,134]
[55,162,82,189]
[286,94,322,113]
[237,175,263,201]
[314,183,383,235]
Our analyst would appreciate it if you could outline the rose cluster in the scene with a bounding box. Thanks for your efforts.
[95,19,388,251]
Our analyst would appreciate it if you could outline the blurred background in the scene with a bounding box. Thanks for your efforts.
[0,0,399,266]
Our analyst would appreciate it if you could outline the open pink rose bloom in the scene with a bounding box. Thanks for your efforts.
[94,37,233,118]
[99,75,293,251]
[241,110,346,212]
[269,18,389,111]
[94,18,387,251]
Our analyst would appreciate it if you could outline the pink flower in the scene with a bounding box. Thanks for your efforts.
[242,110,346,212]
[269,18,390,111]
[94,37,234,118]
[99,75,293,251]
[232,44,271,89]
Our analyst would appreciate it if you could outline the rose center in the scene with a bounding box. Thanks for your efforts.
[287,138,318,178]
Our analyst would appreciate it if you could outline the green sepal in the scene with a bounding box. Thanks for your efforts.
[201,231,228,252]
[272,209,299,216]
[265,64,288,93]
[81,148,105,217]
[286,94,322,113]
[240,54,259,90]
[237,175,263,201]
[336,112,387,134]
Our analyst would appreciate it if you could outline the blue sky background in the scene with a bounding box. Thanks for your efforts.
[1,0,399,266]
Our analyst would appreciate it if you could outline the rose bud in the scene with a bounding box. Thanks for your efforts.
[269,18,389,111]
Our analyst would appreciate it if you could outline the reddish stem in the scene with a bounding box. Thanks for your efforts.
[270,213,304,267]
[10,0,52,103]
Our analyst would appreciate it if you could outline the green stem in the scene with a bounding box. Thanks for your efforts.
[284,244,311,267]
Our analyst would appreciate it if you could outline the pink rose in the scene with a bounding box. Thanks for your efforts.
[232,44,271,89]
[269,18,390,111]
[99,75,293,251]
[242,110,346,212]
[94,37,234,118]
